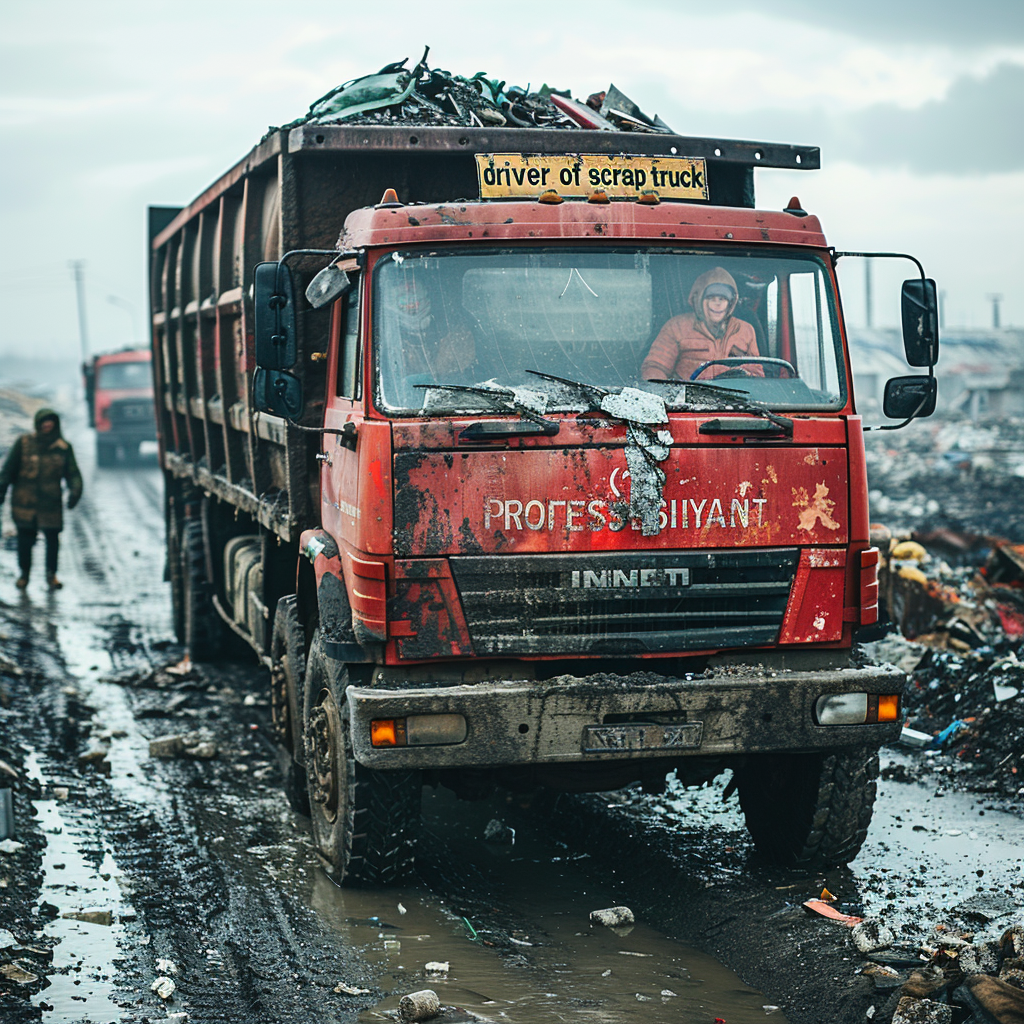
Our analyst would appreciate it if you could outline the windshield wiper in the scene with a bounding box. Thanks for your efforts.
[414,381,560,436]
[650,378,793,434]
[524,369,608,411]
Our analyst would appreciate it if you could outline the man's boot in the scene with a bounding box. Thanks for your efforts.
[47,576,62,590]
[15,576,28,589]
[959,975,1024,1024]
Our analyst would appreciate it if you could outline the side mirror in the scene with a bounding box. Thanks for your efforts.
[254,262,297,369]
[253,367,304,419]
[901,278,939,367]
[305,264,352,309]
[883,374,936,420]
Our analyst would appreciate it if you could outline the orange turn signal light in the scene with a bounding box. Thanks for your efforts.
[371,719,403,747]
[637,191,660,205]
[877,694,900,723]
[375,188,403,208]
[587,190,610,204]
[538,189,564,204]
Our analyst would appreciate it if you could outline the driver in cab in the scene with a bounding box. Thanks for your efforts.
[641,267,764,382]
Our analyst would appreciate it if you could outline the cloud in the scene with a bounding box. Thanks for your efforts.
[653,0,1024,46]
[841,62,1024,172]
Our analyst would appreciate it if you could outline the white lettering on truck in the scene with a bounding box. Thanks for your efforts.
[483,495,768,534]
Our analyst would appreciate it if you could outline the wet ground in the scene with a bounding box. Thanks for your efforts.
[0,412,1022,1024]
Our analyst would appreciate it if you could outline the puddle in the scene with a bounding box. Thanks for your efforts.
[306,788,784,1023]
[853,750,1024,930]
[25,753,135,1023]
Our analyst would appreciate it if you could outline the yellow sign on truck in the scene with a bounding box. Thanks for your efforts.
[475,153,709,201]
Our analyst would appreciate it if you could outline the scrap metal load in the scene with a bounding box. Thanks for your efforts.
[270,47,675,134]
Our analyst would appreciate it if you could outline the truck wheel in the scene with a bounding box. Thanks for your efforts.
[270,596,310,815]
[181,519,223,661]
[167,504,185,644]
[735,747,879,867]
[303,630,421,885]
[96,439,116,467]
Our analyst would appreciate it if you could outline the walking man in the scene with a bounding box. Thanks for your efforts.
[0,408,82,590]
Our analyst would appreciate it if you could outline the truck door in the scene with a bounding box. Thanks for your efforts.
[321,289,363,546]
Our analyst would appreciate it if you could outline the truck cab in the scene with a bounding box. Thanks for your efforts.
[151,128,937,885]
[84,348,156,465]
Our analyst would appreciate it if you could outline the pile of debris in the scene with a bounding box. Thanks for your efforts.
[268,47,674,135]
[866,419,1024,541]
[806,898,1024,1024]
[870,528,1024,796]
[0,390,41,464]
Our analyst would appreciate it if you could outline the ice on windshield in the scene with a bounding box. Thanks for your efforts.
[374,249,845,414]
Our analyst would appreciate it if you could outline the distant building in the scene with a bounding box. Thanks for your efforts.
[847,327,1024,421]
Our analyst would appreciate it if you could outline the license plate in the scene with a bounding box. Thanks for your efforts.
[583,722,703,753]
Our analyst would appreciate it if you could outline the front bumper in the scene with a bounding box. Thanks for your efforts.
[347,664,906,769]
[97,426,157,445]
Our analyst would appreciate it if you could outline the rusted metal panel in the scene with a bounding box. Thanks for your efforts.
[341,200,828,251]
[778,548,848,644]
[393,444,849,556]
[391,559,474,659]
[162,451,298,543]
[289,124,819,170]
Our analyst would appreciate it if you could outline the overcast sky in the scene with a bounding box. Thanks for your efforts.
[2,0,1022,361]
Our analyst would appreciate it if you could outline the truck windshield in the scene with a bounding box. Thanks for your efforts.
[374,249,845,414]
[96,361,151,389]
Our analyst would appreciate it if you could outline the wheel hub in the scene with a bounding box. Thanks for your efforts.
[307,691,342,821]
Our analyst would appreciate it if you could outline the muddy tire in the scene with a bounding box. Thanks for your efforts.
[181,519,223,661]
[96,438,117,467]
[303,630,421,884]
[270,596,310,815]
[167,503,186,644]
[736,747,879,867]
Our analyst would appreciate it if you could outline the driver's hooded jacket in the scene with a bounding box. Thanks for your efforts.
[0,408,82,531]
[641,266,763,381]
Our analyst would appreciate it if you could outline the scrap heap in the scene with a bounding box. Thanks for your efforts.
[871,528,1024,796]
[268,47,675,135]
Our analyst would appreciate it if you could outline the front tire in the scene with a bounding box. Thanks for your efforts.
[735,747,879,867]
[303,630,421,884]
[96,439,116,467]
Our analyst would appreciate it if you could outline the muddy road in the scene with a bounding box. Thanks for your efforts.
[1,416,1022,1024]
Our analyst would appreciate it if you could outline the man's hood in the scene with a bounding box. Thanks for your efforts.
[688,266,740,320]
[34,408,62,435]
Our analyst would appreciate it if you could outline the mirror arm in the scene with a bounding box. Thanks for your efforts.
[864,365,935,432]
[833,249,927,282]
[833,249,936,368]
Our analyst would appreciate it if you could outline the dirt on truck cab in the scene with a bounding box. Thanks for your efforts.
[149,66,940,886]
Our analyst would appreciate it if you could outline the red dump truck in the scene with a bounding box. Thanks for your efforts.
[83,348,157,465]
[149,118,938,884]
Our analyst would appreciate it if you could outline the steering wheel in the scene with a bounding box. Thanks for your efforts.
[690,357,798,380]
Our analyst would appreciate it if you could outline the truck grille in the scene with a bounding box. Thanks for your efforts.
[449,549,799,655]
[108,398,155,429]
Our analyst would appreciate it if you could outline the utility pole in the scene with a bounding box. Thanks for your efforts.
[864,259,873,329]
[69,259,90,362]
[987,293,1002,330]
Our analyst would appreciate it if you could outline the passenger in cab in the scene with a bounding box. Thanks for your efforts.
[641,267,764,381]
[393,273,477,380]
